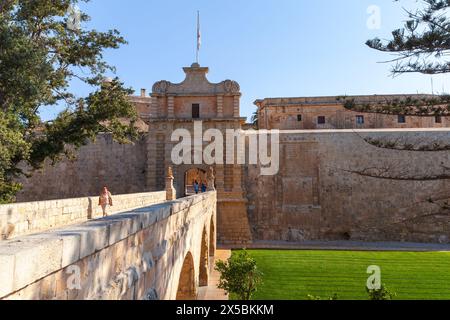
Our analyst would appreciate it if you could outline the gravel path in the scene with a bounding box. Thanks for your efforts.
[219,240,450,252]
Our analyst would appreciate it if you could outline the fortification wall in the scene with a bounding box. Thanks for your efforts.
[0,192,217,300]
[11,127,450,245]
[16,134,148,202]
[246,129,450,243]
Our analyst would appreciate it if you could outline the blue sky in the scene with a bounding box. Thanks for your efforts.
[40,0,450,121]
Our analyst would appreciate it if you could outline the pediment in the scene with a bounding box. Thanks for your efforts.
[152,63,240,96]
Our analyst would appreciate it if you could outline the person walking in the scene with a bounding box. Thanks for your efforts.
[194,180,199,194]
[99,186,113,217]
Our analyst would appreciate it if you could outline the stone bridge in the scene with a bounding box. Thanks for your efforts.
[0,190,217,300]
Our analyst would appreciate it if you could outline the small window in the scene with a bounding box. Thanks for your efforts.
[297,115,302,122]
[435,115,442,124]
[356,115,365,125]
[398,115,406,124]
[318,116,326,124]
[192,104,200,119]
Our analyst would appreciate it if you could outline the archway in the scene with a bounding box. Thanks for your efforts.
[209,218,216,257]
[176,252,196,300]
[199,227,209,287]
[185,168,207,196]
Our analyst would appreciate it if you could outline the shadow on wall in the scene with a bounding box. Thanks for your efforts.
[1,209,15,240]
[87,198,93,220]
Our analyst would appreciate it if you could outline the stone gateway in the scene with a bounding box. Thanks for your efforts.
[14,63,450,245]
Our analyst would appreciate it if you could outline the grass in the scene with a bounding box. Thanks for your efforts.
[233,250,450,300]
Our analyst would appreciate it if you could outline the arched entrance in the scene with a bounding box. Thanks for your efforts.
[185,168,207,196]
[176,252,196,300]
[199,227,209,287]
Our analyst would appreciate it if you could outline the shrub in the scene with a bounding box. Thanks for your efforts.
[215,250,263,300]
[307,294,339,300]
[367,284,396,300]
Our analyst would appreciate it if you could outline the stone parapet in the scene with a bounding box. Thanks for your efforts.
[0,191,167,240]
[0,192,217,300]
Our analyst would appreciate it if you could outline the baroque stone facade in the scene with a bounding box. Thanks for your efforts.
[135,63,252,245]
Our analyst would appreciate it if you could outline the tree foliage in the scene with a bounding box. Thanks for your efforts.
[0,0,138,203]
[338,95,450,116]
[215,250,263,301]
[250,110,258,127]
[367,0,450,75]
[357,0,450,115]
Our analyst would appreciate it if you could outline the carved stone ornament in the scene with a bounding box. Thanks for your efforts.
[152,80,171,94]
[166,166,174,179]
[223,80,240,93]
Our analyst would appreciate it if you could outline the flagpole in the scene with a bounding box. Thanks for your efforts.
[196,11,200,64]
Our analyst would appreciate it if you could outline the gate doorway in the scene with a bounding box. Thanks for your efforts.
[185,168,207,196]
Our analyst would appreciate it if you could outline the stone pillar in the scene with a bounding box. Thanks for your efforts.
[166,167,176,201]
[168,95,175,118]
[215,166,225,192]
[233,95,240,118]
[207,167,216,191]
[217,95,224,118]
[232,165,243,193]
[160,96,167,118]
[151,96,159,118]
[146,132,157,191]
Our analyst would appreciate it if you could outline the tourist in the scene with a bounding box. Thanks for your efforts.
[99,187,113,217]
[201,182,207,193]
[194,180,199,194]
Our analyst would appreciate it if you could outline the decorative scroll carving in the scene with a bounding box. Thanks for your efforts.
[223,80,240,94]
[152,80,171,94]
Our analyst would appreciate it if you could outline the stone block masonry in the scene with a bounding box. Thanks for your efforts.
[0,191,166,240]
[246,128,450,243]
[0,192,217,300]
[16,134,148,202]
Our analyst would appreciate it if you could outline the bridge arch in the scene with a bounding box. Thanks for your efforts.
[199,226,209,287]
[176,252,196,300]
[209,217,216,257]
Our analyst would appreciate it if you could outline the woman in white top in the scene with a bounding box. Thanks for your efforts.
[98,187,113,217]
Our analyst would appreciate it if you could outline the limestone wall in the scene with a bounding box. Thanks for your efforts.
[0,192,166,240]
[16,134,148,202]
[0,192,217,300]
[246,129,450,243]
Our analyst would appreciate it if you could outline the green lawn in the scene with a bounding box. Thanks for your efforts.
[235,250,450,300]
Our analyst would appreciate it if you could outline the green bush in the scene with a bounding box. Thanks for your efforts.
[215,250,263,300]
[307,294,339,300]
[367,284,396,300]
